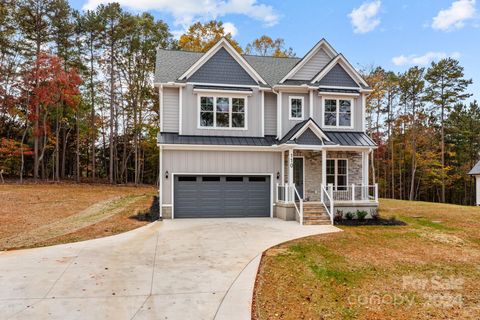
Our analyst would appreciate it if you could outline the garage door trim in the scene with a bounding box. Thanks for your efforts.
[171,172,274,219]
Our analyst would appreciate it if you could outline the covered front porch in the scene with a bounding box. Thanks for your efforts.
[275,147,378,225]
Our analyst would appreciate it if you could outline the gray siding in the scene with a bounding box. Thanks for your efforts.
[162,150,282,204]
[296,128,323,145]
[318,64,358,87]
[188,47,257,85]
[291,48,331,80]
[162,87,179,132]
[181,84,263,137]
[264,92,277,135]
[281,92,310,136]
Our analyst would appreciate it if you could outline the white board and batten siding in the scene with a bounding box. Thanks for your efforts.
[162,87,179,133]
[161,150,282,205]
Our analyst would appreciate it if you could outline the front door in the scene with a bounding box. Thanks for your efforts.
[293,157,304,199]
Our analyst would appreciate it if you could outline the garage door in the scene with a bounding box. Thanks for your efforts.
[174,175,271,218]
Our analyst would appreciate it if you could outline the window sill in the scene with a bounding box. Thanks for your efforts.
[323,125,354,130]
[197,126,249,131]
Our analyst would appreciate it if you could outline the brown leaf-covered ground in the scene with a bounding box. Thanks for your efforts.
[253,199,480,320]
[0,183,156,250]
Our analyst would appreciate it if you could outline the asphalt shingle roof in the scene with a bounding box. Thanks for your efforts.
[154,48,300,87]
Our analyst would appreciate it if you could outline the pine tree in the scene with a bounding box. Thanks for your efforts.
[425,58,472,202]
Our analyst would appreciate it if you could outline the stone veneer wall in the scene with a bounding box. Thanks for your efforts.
[282,150,363,201]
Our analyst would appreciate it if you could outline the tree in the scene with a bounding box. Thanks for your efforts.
[97,3,128,183]
[16,0,54,180]
[118,13,170,184]
[425,58,472,202]
[399,67,425,201]
[179,20,242,53]
[445,101,480,204]
[76,9,102,179]
[245,35,295,57]
[22,53,81,181]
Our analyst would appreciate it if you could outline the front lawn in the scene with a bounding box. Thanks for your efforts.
[254,199,480,319]
[0,183,156,250]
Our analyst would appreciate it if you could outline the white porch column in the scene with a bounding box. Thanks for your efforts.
[362,150,369,186]
[158,145,163,219]
[322,149,327,187]
[277,91,283,139]
[476,176,480,206]
[309,89,314,118]
[281,150,285,184]
[288,149,294,186]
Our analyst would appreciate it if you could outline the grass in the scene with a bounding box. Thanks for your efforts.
[253,199,480,320]
[0,183,156,250]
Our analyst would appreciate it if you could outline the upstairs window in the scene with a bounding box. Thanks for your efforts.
[199,96,246,129]
[323,98,353,128]
[289,96,304,120]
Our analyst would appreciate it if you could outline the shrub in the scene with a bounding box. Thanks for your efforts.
[356,210,368,220]
[370,209,379,220]
[345,212,354,220]
[334,210,344,222]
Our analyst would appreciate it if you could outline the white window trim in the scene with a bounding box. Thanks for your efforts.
[322,96,354,129]
[197,94,248,130]
[326,158,349,189]
[289,96,305,121]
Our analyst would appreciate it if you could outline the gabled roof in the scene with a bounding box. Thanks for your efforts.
[311,54,369,88]
[279,118,331,144]
[279,39,337,83]
[468,160,480,175]
[154,48,299,86]
[154,38,370,89]
[178,38,267,85]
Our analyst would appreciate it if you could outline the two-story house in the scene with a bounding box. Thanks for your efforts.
[155,38,378,225]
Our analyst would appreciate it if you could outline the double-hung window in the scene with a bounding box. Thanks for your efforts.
[199,96,246,129]
[326,159,348,190]
[289,96,304,120]
[323,98,353,128]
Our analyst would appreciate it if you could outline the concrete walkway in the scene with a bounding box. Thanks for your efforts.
[0,218,340,320]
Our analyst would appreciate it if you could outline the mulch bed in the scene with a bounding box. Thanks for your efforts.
[335,217,407,226]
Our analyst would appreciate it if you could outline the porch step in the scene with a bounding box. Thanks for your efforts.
[303,216,331,225]
[303,212,331,225]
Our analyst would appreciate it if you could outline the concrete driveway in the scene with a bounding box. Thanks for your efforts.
[0,218,339,320]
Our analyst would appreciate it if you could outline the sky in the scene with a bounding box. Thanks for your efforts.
[68,0,479,100]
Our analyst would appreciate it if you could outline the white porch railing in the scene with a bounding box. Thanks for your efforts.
[321,185,334,224]
[327,183,378,202]
[276,183,304,225]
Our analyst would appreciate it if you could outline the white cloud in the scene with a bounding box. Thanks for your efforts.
[82,0,279,28]
[392,52,462,66]
[431,0,476,31]
[348,0,382,34]
[222,22,238,37]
